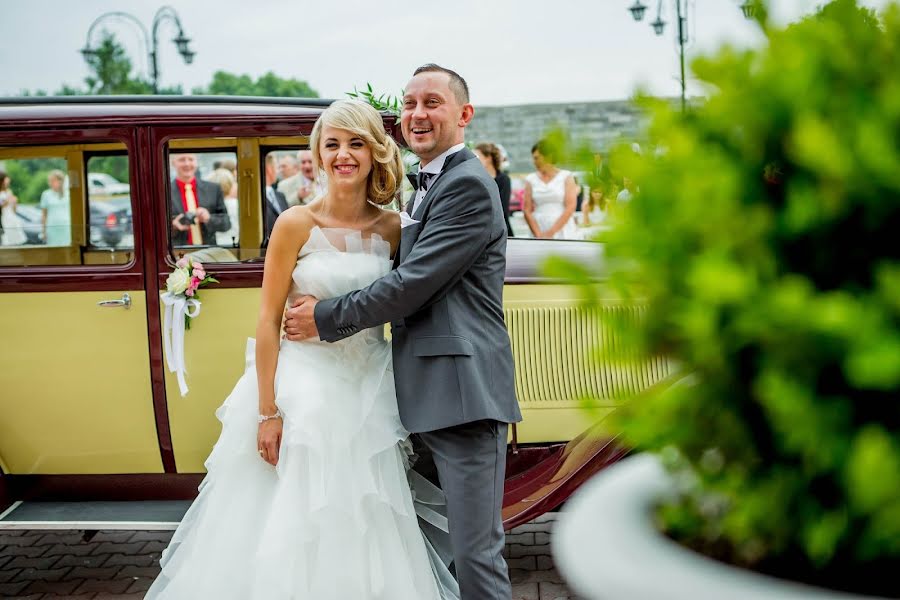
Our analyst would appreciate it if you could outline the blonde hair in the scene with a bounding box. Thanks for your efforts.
[310,100,403,206]
[48,169,65,183]
[205,168,235,196]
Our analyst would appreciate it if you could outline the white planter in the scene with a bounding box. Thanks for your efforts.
[553,454,887,600]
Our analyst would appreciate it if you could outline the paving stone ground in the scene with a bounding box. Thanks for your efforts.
[0,512,576,599]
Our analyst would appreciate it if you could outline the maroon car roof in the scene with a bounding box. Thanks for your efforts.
[0,96,338,128]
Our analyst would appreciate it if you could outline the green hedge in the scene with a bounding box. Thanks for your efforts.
[584,1,900,595]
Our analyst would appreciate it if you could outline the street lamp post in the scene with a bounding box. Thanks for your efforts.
[628,1,752,111]
[80,6,195,94]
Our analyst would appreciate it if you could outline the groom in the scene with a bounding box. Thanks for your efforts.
[284,64,521,599]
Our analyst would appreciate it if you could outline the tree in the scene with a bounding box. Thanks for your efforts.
[558,1,900,595]
[19,35,313,98]
[21,32,181,96]
[82,32,153,95]
[193,70,318,98]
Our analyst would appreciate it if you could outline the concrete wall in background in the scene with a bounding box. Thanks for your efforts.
[466,100,647,173]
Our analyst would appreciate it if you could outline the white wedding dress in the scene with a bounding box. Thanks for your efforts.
[147,226,459,600]
[525,170,577,240]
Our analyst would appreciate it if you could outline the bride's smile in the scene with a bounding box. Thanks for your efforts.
[320,126,372,187]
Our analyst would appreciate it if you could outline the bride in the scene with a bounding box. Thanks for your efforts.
[146,100,459,600]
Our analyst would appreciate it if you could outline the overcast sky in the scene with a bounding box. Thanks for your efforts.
[1,0,892,106]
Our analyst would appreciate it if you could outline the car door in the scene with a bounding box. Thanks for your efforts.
[150,129,315,472]
[0,130,162,475]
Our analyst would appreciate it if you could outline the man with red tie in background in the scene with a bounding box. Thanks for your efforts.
[169,153,231,246]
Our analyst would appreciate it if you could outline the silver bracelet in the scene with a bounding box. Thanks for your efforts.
[258,409,284,424]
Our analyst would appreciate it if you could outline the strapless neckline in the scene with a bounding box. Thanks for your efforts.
[298,225,392,260]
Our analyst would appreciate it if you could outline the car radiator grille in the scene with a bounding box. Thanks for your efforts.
[504,305,672,407]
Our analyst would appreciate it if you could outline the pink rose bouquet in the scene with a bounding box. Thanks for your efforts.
[165,256,218,329]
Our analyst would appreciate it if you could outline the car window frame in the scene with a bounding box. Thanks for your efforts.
[152,129,316,290]
[0,129,145,292]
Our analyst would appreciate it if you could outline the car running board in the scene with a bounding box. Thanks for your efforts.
[0,500,191,531]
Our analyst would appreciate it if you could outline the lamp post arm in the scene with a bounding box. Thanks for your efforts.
[83,11,153,77]
[150,6,190,94]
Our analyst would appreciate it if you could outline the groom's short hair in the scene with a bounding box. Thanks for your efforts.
[413,63,470,105]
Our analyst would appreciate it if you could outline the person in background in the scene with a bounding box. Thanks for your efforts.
[169,153,231,246]
[0,172,6,245]
[278,150,326,207]
[617,176,636,204]
[574,174,585,213]
[474,142,513,237]
[523,140,578,239]
[218,158,238,180]
[40,170,70,246]
[277,153,300,184]
[206,168,239,247]
[1,171,26,246]
[262,153,288,241]
[582,188,608,226]
[496,143,511,172]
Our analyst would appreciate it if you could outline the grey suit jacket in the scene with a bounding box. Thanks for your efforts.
[263,186,288,241]
[314,148,521,433]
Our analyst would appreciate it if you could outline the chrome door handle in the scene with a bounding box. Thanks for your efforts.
[98,293,131,309]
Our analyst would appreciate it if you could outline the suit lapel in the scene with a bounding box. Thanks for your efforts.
[411,148,474,221]
[398,148,476,262]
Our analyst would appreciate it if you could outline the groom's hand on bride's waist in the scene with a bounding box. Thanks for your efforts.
[283,295,319,341]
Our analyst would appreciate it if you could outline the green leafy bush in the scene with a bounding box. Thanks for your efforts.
[594,1,900,594]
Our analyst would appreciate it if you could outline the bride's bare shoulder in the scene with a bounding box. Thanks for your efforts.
[279,205,315,228]
[373,208,401,251]
[269,205,317,251]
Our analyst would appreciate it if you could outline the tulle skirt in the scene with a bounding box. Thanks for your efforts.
[146,335,459,600]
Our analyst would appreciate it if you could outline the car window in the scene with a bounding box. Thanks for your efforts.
[166,146,241,264]
[0,153,74,266]
[85,152,133,265]
[0,143,138,268]
[0,154,70,250]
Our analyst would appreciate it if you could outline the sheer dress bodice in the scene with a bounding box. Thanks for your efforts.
[288,226,392,347]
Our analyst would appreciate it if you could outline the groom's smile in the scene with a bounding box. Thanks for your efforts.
[401,70,473,165]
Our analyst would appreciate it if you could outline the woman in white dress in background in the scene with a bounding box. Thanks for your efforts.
[146,100,459,600]
[523,140,578,240]
[0,171,27,246]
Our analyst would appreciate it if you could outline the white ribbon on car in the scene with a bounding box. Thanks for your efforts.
[160,292,202,397]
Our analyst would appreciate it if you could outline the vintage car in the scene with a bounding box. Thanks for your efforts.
[0,97,671,531]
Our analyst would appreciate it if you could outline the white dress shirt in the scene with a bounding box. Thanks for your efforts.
[411,143,466,215]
